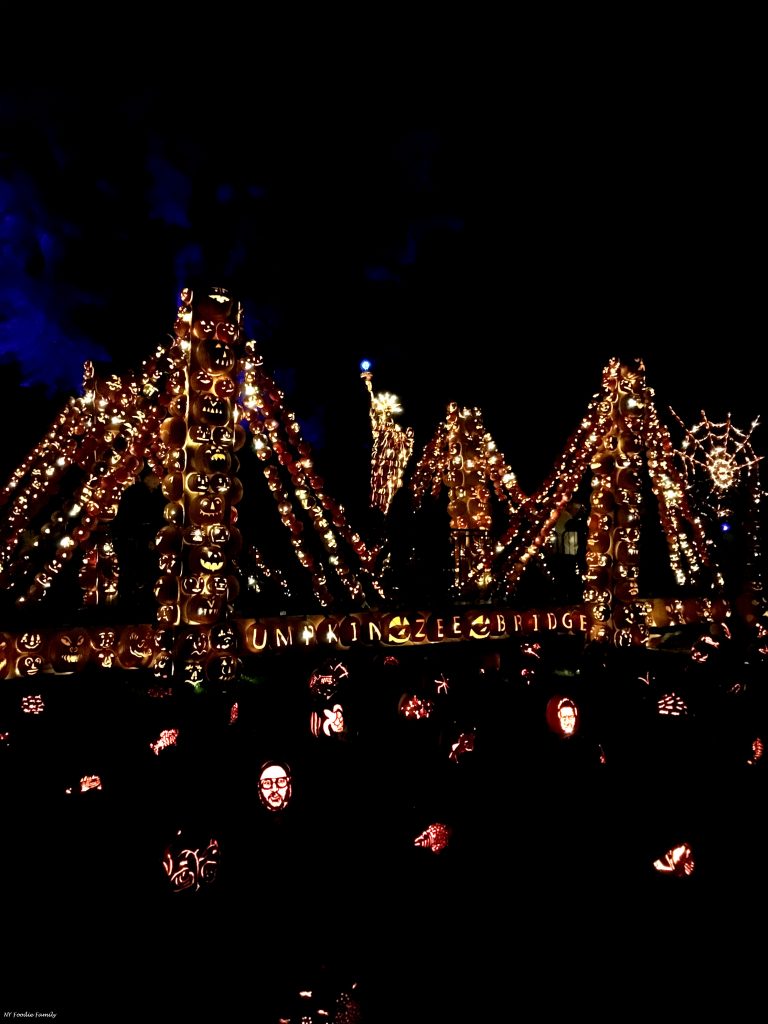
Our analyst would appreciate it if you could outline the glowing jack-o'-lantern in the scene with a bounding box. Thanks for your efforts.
[188,544,226,574]
[398,694,434,720]
[163,833,220,894]
[546,696,580,737]
[21,694,45,714]
[189,493,225,525]
[747,737,764,765]
[211,623,238,652]
[448,731,475,762]
[657,693,688,717]
[310,703,346,738]
[192,393,231,427]
[653,842,695,877]
[195,444,231,474]
[309,660,349,701]
[49,629,89,673]
[207,654,240,685]
[67,775,103,794]
[150,728,179,755]
[414,823,450,854]
[258,761,292,813]
[16,655,44,677]
[118,626,154,669]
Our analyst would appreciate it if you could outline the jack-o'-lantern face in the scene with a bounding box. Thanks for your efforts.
[178,629,209,659]
[200,339,236,373]
[184,595,224,625]
[196,445,231,474]
[190,493,225,525]
[92,630,116,652]
[182,660,205,687]
[181,575,205,596]
[207,523,230,546]
[192,318,216,340]
[258,761,292,813]
[18,632,43,652]
[118,627,153,668]
[152,655,175,681]
[189,545,226,574]
[207,474,230,495]
[211,623,237,652]
[17,655,44,677]
[192,393,230,427]
[163,835,220,894]
[211,426,234,448]
[193,369,213,392]
[185,473,211,494]
[188,425,212,444]
[213,376,236,398]
[215,320,238,345]
[0,637,9,679]
[207,654,239,684]
[50,630,89,673]
[158,552,179,575]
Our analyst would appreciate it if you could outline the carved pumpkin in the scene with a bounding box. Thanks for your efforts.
[163,834,220,894]
[49,629,89,673]
[546,695,580,737]
[258,761,292,813]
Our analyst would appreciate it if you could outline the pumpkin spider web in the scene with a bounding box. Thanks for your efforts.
[671,409,762,502]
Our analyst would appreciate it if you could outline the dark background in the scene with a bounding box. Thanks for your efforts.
[2,69,767,1021]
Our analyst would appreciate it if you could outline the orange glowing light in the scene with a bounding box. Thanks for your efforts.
[449,732,475,762]
[21,694,45,714]
[653,842,695,877]
[150,728,180,755]
[657,693,688,717]
[414,823,450,854]
[399,694,434,720]
[748,737,764,765]
[163,836,220,893]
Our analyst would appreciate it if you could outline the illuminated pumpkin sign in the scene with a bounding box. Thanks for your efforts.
[258,760,292,813]
[546,696,580,737]
[21,694,45,714]
[163,833,220,894]
[657,693,688,717]
[398,694,434,720]
[414,822,450,854]
[653,842,695,877]
[150,728,180,755]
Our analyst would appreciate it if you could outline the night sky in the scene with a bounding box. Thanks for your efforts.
[1,81,765,495]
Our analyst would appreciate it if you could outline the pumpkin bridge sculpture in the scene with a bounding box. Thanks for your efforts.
[0,287,763,683]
